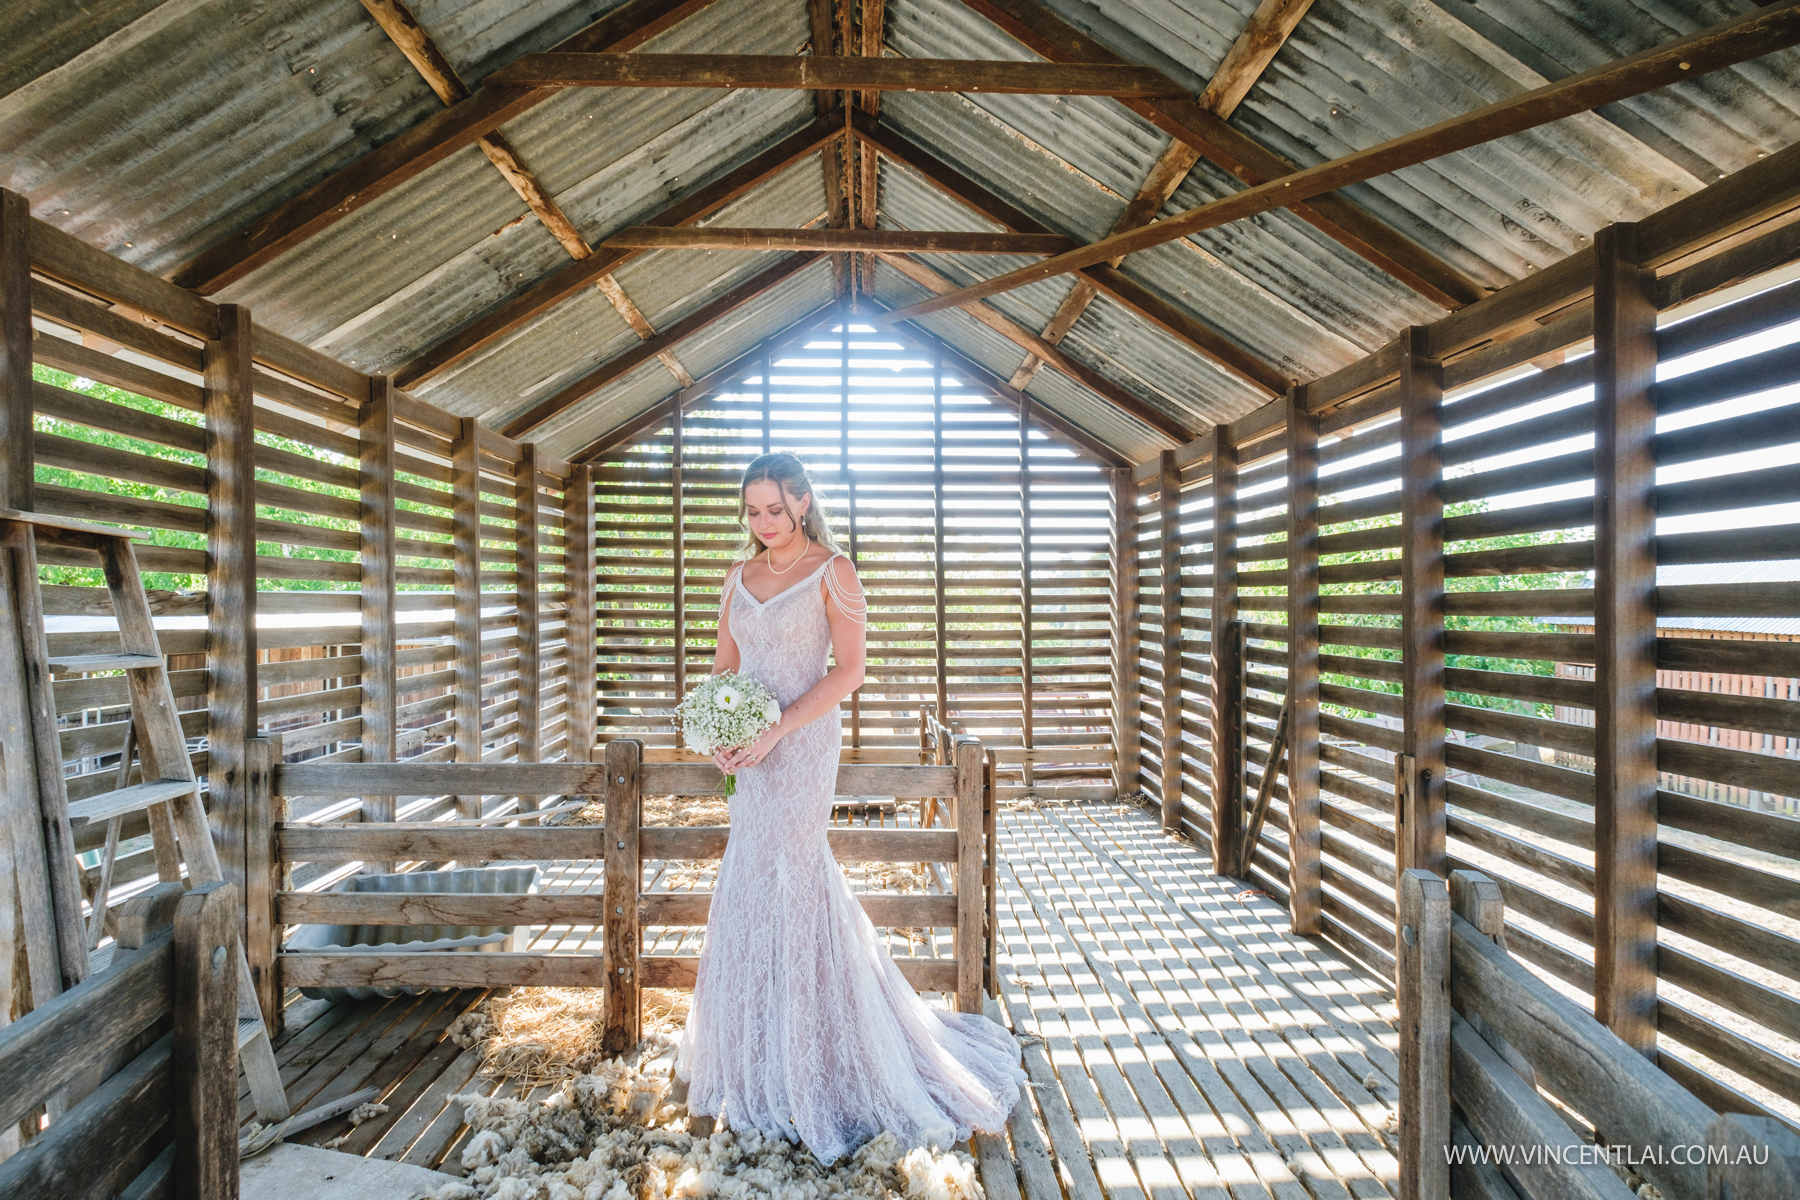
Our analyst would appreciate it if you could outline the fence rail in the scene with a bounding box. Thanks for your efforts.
[268,740,990,1048]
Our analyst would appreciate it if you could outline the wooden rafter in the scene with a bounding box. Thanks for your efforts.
[394,118,840,389]
[1010,0,1305,390]
[882,0,1800,324]
[958,0,1486,310]
[359,0,697,386]
[875,252,1196,442]
[171,0,726,294]
[500,252,826,440]
[854,115,1289,395]
[483,53,1191,95]
[602,227,1073,253]
[1197,0,1316,118]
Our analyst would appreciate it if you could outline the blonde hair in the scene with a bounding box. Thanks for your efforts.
[735,452,842,559]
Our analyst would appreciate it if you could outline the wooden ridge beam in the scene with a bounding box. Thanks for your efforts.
[485,53,1191,96]
[888,0,1800,323]
[395,117,840,389]
[853,114,1288,397]
[874,251,1198,441]
[500,251,825,439]
[171,0,726,294]
[958,0,1485,310]
[602,226,1074,253]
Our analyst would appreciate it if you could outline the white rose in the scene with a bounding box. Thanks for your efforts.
[715,684,743,712]
[761,698,781,723]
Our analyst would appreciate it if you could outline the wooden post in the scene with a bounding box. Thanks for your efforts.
[602,738,642,1052]
[671,407,687,710]
[933,346,948,721]
[1112,466,1141,796]
[983,747,999,997]
[452,418,483,817]
[1208,429,1239,871]
[205,304,257,929]
[567,464,597,761]
[1019,397,1035,790]
[359,376,398,864]
[761,343,773,454]
[1396,868,1450,1200]
[514,443,541,783]
[841,323,860,747]
[1592,221,1660,1057]
[244,737,278,1031]
[1286,388,1322,933]
[1398,326,1447,879]
[955,738,984,1013]
[173,879,239,1200]
[1158,450,1183,833]
[0,190,29,512]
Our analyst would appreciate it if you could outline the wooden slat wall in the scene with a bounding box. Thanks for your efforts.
[22,226,581,940]
[584,326,1116,795]
[1137,178,1800,1127]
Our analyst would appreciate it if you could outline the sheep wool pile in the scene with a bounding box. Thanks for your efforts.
[439,1057,985,1200]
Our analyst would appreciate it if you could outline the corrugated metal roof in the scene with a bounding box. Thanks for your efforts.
[5,0,1799,464]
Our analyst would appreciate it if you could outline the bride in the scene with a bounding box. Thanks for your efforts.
[676,451,1024,1163]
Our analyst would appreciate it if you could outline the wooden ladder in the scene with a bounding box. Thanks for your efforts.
[0,509,290,1121]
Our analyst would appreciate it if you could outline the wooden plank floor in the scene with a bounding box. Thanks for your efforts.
[244,800,1400,1200]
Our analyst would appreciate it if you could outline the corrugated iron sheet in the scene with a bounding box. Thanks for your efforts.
[5,0,1799,463]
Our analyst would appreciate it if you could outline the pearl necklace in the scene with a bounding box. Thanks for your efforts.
[765,536,810,574]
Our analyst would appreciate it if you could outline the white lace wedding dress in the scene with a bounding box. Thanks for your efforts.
[676,552,1024,1163]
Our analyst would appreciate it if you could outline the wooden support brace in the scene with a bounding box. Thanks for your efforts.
[602,738,642,1052]
[1157,450,1183,832]
[0,189,29,511]
[1208,429,1240,871]
[359,375,399,865]
[1111,466,1142,795]
[514,443,542,782]
[1592,221,1660,1056]
[1019,398,1035,789]
[1398,326,1446,879]
[567,464,598,761]
[452,418,483,817]
[1397,868,1451,1200]
[205,304,258,932]
[173,880,239,1200]
[671,410,687,708]
[954,738,985,1014]
[1285,387,1321,930]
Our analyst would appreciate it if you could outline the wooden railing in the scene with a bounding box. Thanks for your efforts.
[268,739,989,1049]
[1396,868,1800,1200]
[0,880,239,1199]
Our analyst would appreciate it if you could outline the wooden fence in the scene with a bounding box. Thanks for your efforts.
[268,741,990,1046]
[0,880,240,1200]
[1127,144,1800,1124]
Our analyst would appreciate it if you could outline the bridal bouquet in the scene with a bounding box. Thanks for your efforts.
[674,671,781,796]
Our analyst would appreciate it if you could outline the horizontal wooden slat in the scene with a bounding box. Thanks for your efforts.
[280,951,604,988]
[639,953,957,992]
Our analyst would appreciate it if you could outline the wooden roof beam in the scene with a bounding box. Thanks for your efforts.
[170,0,727,294]
[500,252,826,440]
[602,227,1073,253]
[484,54,1191,95]
[360,0,698,387]
[958,0,1483,310]
[853,115,1290,396]
[1011,0,1311,390]
[884,0,1800,325]
[394,117,841,390]
[874,252,1197,442]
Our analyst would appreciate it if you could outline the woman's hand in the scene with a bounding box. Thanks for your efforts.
[718,722,786,773]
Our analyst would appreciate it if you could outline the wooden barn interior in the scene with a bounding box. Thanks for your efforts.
[3,0,1800,1196]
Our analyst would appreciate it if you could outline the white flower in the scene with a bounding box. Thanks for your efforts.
[761,698,780,723]
[715,684,743,712]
